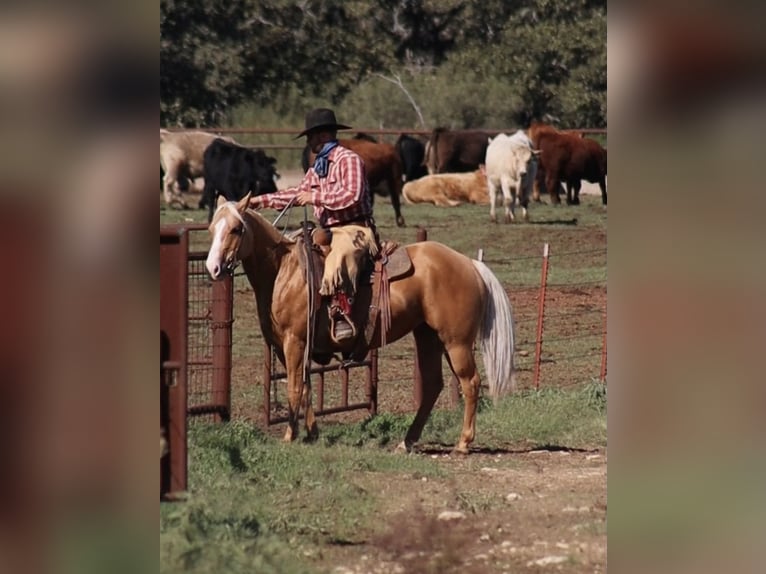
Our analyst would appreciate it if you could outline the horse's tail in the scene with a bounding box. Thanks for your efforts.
[472,260,516,399]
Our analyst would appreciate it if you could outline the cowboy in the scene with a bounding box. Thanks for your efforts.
[249,108,379,343]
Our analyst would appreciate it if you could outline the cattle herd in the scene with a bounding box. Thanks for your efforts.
[159,121,606,224]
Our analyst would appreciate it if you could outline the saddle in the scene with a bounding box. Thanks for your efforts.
[297,231,413,362]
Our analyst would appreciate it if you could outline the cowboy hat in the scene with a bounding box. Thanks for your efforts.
[296,108,352,138]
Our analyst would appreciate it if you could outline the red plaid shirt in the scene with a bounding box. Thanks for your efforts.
[257,145,372,227]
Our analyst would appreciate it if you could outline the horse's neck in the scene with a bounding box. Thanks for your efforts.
[240,210,295,344]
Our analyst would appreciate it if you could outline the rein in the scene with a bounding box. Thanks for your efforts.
[272,196,298,237]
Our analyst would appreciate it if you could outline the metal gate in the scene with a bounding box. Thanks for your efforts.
[160,224,233,500]
[263,346,378,425]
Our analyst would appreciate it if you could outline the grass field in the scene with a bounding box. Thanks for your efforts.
[160,190,607,573]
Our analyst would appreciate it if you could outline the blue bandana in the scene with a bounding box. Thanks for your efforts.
[313,141,338,178]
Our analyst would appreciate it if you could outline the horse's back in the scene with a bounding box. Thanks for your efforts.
[390,241,485,337]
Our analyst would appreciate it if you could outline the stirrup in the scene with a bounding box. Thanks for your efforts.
[329,312,356,343]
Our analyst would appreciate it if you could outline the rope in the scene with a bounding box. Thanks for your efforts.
[302,205,316,391]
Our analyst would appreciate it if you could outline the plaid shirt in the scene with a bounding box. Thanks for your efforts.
[257,145,372,227]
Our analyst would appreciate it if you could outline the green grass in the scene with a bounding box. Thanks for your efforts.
[161,384,606,573]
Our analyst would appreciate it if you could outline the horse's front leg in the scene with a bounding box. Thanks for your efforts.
[301,383,318,442]
[282,335,308,442]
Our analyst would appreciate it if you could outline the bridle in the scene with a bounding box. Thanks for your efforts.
[219,202,249,276]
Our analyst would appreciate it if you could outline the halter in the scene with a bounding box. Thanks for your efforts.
[218,202,250,275]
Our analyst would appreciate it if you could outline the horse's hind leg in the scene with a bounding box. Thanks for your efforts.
[399,325,444,452]
[444,343,481,454]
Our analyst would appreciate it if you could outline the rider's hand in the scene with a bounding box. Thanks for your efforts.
[295,190,314,206]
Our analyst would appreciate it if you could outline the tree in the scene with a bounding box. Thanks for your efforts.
[161,0,606,129]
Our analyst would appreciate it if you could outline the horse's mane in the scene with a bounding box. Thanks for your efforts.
[240,207,297,245]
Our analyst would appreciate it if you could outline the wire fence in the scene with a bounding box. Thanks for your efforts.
[501,243,607,390]
[161,126,607,170]
[369,236,606,408]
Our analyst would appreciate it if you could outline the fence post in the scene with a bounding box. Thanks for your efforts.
[413,227,427,407]
[600,312,607,382]
[532,243,550,390]
[211,275,233,421]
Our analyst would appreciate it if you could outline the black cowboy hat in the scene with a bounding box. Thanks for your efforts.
[296,108,352,138]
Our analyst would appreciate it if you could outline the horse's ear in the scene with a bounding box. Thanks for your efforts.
[238,192,252,212]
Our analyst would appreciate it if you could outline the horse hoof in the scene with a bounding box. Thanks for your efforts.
[451,445,470,456]
[396,216,406,227]
[303,426,319,443]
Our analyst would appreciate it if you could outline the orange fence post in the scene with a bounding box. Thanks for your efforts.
[532,243,550,390]
[600,312,607,382]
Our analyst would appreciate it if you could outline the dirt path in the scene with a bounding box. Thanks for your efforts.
[319,449,607,574]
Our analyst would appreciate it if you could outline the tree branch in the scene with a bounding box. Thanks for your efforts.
[374,73,426,129]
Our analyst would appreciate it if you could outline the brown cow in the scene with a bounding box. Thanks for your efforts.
[527,122,607,206]
[402,168,489,206]
[424,128,490,175]
[307,138,405,227]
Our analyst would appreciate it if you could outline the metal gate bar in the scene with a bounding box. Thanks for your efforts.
[263,344,378,425]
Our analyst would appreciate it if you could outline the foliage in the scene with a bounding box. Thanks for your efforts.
[161,0,606,128]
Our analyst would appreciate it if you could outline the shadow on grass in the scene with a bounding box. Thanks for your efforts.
[414,443,601,455]
[529,217,579,226]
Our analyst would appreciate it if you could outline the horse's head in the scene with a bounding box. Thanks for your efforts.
[206,193,252,280]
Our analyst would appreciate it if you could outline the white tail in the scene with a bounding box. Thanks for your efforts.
[472,260,516,398]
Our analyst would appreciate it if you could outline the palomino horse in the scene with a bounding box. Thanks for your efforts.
[206,194,516,453]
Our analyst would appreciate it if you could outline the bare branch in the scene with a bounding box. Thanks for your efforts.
[374,73,426,129]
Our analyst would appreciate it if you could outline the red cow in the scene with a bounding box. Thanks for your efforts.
[527,122,607,206]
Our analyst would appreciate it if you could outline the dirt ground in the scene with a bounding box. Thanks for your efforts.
[318,449,607,574]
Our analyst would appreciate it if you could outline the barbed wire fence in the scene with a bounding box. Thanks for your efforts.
[480,243,607,391]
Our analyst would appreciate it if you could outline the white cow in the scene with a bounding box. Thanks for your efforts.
[159,129,235,208]
[485,130,539,223]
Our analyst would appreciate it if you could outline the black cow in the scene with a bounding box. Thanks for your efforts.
[395,134,428,182]
[200,139,279,222]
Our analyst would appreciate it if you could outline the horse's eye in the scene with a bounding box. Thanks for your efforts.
[233,226,244,235]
